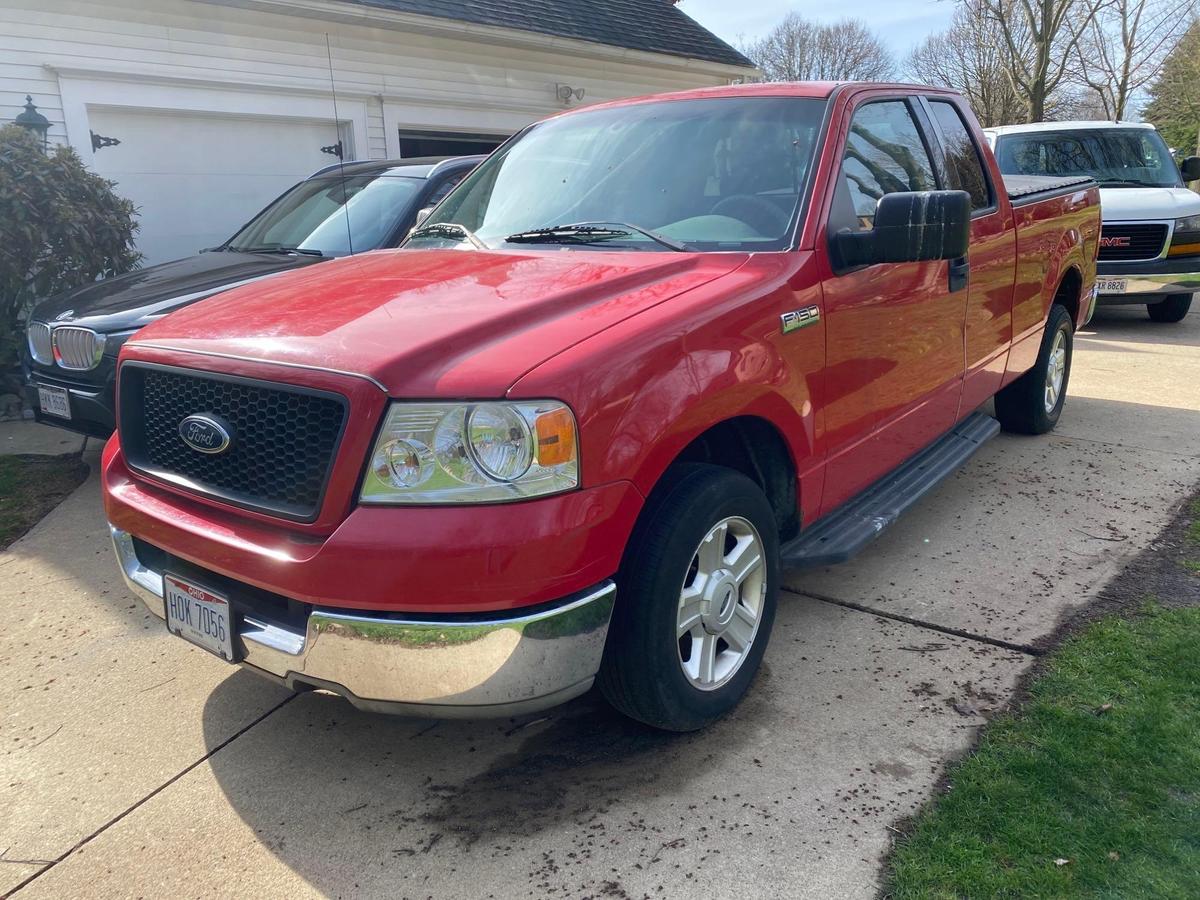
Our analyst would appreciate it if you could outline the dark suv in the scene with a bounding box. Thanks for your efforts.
[24,155,480,437]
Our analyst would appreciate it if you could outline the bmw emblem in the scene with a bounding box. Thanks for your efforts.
[179,414,233,454]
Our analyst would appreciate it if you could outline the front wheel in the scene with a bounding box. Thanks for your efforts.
[1147,293,1192,323]
[599,464,779,731]
[995,303,1073,435]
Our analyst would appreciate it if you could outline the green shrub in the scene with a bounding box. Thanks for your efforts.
[0,124,140,368]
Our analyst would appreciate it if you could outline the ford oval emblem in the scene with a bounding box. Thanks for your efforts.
[179,414,233,454]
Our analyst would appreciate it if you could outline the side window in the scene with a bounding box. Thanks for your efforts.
[426,172,466,206]
[929,101,992,210]
[840,100,937,231]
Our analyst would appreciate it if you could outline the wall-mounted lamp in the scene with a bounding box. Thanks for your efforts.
[556,84,586,105]
[14,95,50,152]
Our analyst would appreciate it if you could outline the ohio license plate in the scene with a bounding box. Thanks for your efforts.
[163,574,236,662]
[1096,278,1127,294]
[37,384,71,419]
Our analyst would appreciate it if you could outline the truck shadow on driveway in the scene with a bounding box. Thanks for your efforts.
[199,666,771,885]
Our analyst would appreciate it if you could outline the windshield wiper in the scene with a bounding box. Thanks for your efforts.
[504,222,687,252]
[241,246,326,257]
[408,222,489,250]
[1096,179,1151,187]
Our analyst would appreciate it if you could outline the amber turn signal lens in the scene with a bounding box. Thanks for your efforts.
[1167,241,1200,258]
[535,407,577,467]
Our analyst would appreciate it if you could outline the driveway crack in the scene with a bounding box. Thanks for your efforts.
[787,589,1043,656]
[1,694,297,898]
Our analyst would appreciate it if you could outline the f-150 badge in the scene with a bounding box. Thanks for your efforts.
[781,306,820,334]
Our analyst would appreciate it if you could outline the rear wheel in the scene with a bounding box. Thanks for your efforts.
[995,303,1073,435]
[599,463,778,732]
[1147,293,1192,323]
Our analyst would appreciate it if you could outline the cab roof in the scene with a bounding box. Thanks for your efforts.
[565,80,960,116]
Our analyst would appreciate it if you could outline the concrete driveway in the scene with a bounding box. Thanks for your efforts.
[3,307,1198,899]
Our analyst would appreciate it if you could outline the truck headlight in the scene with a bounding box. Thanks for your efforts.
[1169,214,1200,257]
[360,401,579,504]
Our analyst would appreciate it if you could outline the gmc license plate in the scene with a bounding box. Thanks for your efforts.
[163,574,236,662]
[37,385,70,419]
[1096,278,1127,294]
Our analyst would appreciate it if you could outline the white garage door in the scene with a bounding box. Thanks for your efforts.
[87,108,343,264]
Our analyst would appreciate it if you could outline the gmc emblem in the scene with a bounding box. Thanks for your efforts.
[1100,236,1132,248]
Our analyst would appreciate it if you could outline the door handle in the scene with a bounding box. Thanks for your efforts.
[948,256,969,293]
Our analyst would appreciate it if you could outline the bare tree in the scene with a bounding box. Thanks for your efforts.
[976,0,1112,121]
[1074,0,1192,120]
[743,14,896,82]
[905,2,1028,126]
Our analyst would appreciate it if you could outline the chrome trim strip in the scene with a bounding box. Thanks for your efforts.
[109,524,615,715]
[315,583,615,630]
[125,343,388,392]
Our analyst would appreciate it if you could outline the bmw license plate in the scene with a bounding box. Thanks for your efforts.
[37,384,71,419]
[1096,278,1127,294]
[163,574,236,662]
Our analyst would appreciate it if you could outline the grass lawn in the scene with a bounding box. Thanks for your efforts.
[887,497,1200,898]
[886,603,1200,898]
[0,453,88,549]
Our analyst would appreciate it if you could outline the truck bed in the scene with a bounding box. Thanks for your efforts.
[1003,174,1095,205]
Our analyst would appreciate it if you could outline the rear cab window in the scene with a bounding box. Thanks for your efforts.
[927,100,993,212]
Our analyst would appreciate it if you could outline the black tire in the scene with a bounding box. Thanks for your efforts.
[1147,293,1192,323]
[995,303,1073,435]
[599,463,779,732]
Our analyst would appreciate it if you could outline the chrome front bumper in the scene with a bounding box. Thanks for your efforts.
[1096,268,1200,299]
[111,526,615,717]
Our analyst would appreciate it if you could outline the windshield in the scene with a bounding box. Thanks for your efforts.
[994,128,1183,188]
[226,175,424,255]
[409,97,826,252]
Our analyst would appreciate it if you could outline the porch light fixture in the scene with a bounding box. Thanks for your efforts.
[13,95,50,151]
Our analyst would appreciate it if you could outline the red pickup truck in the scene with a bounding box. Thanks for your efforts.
[104,82,1100,731]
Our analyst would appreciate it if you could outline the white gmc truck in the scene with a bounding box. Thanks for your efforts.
[986,121,1200,323]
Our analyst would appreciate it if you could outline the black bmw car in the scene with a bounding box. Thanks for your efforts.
[24,155,480,438]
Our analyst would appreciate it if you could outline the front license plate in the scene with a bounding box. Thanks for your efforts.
[163,574,236,662]
[1096,278,1127,294]
[37,384,71,419]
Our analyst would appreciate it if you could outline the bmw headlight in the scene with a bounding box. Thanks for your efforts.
[361,401,579,504]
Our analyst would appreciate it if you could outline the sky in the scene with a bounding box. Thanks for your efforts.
[678,0,956,62]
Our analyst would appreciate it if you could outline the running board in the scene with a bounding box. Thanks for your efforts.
[781,412,1001,570]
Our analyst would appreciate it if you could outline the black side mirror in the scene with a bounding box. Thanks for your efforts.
[833,190,971,271]
[1180,156,1200,182]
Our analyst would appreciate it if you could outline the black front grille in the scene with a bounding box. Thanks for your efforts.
[119,364,347,521]
[1098,223,1168,261]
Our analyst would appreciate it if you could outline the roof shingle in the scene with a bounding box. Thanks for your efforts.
[339,0,754,68]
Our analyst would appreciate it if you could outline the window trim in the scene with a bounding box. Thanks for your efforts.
[917,96,998,219]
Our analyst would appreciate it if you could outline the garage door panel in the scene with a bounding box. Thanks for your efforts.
[87,108,343,263]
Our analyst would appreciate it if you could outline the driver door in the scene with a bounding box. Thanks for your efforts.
[818,96,968,514]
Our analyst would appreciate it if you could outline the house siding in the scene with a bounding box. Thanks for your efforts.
[0,0,751,160]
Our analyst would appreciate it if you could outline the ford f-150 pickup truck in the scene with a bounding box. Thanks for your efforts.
[103,82,1100,731]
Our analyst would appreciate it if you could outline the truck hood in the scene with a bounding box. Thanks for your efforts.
[129,248,749,396]
[31,250,323,333]
[1098,186,1200,222]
